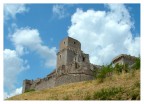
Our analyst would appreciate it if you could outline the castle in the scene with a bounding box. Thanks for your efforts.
[22,37,137,93]
[22,37,101,93]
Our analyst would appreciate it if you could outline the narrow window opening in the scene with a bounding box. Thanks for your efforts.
[60,55,61,59]
[64,42,65,44]
[74,42,76,44]
[82,57,85,62]
[75,63,78,68]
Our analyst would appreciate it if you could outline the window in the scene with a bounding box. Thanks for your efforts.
[74,42,76,44]
[60,55,61,59]
[64,42,65,44]
[82,57,85,62]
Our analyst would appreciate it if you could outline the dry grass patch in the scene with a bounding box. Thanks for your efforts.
[8,70,140,100]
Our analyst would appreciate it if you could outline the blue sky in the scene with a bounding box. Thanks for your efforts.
[4,4,140,98]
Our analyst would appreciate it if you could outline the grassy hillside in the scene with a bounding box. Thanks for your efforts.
[8,70,140,100]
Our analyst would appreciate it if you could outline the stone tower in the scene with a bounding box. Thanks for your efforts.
[57,37,82,69]
[22,36,99,93]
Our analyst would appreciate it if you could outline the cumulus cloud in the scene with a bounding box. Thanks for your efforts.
[68,4,140,65]
[4,49,29,94]
[4,87,22,99]
[52,4,68,19]
[4,27,57,98]
[4,4,29,20]
[9,27,57,67]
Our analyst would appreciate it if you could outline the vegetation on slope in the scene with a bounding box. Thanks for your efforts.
[8,70,140,100]
[8,57,140,100]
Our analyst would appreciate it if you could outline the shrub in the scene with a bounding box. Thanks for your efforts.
[97,65,113,82]
[133,57,140,70]
[84,94,91,100]
[114,64,123,74]
[63,95,69,100]
[93,87,122,100]
[25,89,35,93]
[123,63,129,73]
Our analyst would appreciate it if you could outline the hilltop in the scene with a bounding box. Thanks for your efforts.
[8,69,140,100]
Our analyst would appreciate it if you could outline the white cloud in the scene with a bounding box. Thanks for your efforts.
[4,49,29,94]
[4,27,57,98]
[68,4,140,65]
[4,4,29,20]
[4,87,22,99]
[10,27,57,67]
[52,4,68,19]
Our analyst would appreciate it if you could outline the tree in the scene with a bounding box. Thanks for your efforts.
[133,56,140,70]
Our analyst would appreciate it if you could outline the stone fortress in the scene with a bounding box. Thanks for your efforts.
[22,37,137,93]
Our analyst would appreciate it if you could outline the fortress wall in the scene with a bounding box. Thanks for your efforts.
[55,73,94,86]
[34,77,56,90]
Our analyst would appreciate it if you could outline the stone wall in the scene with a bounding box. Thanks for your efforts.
[123,57,136,66]
[22,37,99,93]
[22,59,96,93]
[112,54,137,67]
[34,77,56,90]
[55,73,93,86]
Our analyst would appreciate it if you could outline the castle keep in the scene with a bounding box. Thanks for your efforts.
[22,37,100,93]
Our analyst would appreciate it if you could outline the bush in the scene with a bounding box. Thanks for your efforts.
[133,57,140,70]
[84,94,91,100]
[93,87,122,100]
[97,65,113,82]
[25,89,35,93]
[114,64,123,74]
[63,95,69,100]
[123,63,129,73]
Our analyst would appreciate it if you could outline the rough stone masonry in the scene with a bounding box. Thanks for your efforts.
[22,37,101,93]
[22,37,137,93]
